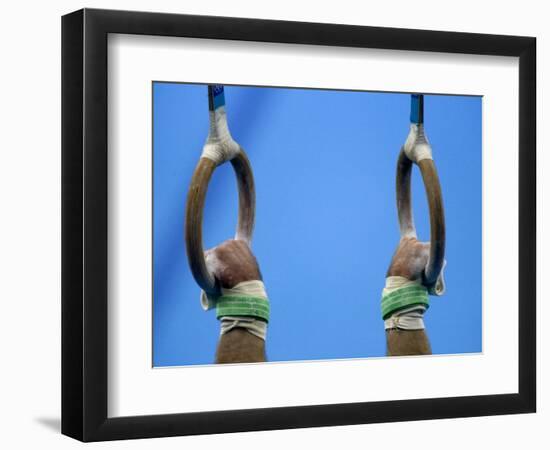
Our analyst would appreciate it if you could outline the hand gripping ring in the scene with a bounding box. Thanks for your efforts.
[396,95,446,290]
[185,151,256,297]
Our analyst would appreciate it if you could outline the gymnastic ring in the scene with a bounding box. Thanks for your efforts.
[185,150,256,297]
[396,149,446,289]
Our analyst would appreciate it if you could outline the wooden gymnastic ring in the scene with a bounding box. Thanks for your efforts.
[396,149,446,288]
[185,150,256,296]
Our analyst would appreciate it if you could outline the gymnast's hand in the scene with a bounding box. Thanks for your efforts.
[386,236,430,283]
[204,239,262,289]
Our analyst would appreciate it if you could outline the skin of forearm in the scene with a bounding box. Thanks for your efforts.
[215,328,266,363]
[385,329,432,356]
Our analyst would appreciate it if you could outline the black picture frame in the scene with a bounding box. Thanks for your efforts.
[61,8,536,442]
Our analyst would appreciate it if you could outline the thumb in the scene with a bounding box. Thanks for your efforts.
[409,241,431,281]
[204,247,221,275]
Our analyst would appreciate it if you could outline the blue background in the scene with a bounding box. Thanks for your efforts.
[153,83,482,367]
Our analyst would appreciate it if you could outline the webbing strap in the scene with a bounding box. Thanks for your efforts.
[208,85,226,111]
[410,94,424,124]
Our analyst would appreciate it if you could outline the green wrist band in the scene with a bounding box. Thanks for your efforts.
[216,295,270,322]
[381,284,429,320]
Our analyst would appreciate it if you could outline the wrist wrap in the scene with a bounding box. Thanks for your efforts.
[381,284,429,320]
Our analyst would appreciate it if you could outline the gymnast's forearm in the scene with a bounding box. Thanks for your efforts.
[385,328,432,356]
[215,328,266,363]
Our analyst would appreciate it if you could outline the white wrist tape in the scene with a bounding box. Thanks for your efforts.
[200,280,268,310]
[219,316,268,340]
[200,280,269,341]
[201,107,241,165]
[403,123,433,163]
[384,304,427,330]
[382,276,428,330]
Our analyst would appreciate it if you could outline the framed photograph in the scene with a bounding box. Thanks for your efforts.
[61,8,536,442]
